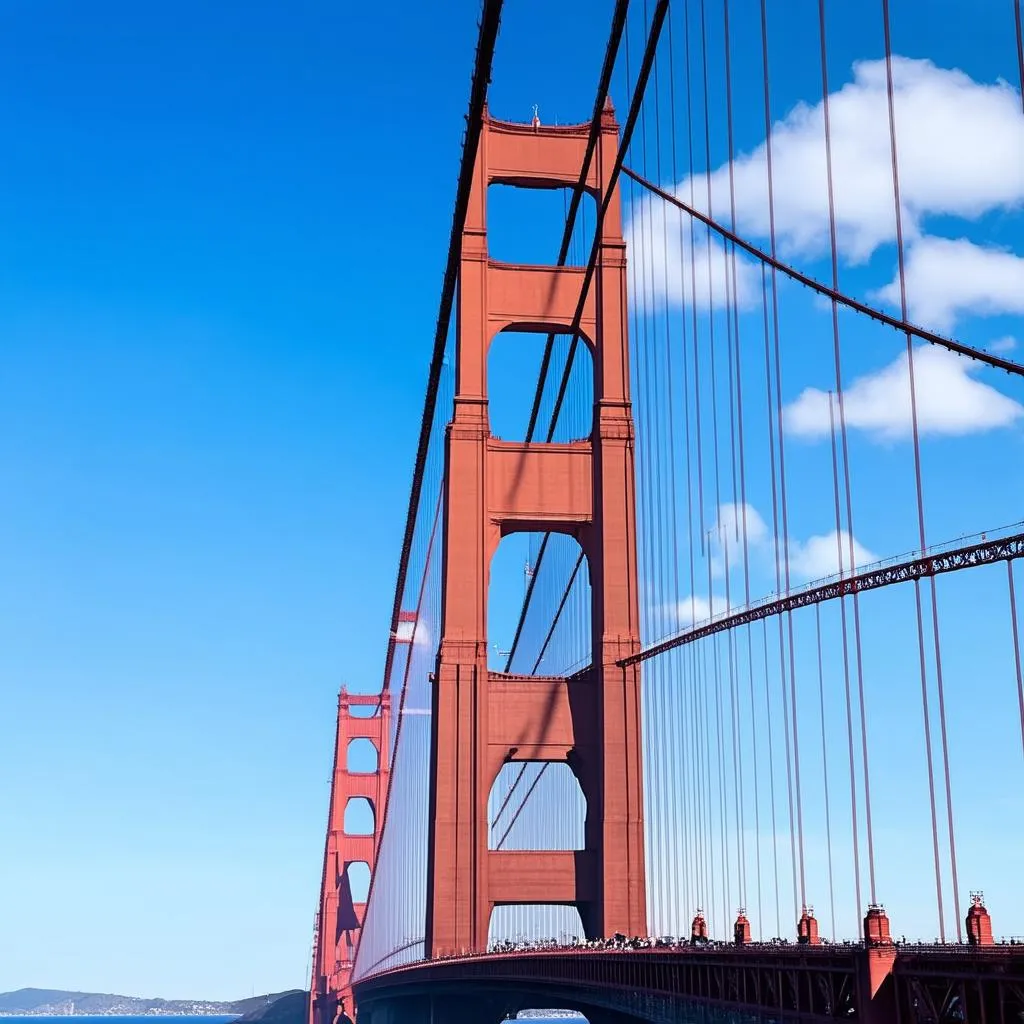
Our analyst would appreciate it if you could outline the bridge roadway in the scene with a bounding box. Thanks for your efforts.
[352,942,1024,1024]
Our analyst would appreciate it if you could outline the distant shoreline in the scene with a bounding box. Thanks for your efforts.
[0,989,302,1020]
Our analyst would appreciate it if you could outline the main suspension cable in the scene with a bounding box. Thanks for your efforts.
[619,168,1024,379]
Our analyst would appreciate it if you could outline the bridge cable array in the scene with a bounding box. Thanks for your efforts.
[490,0,1024,949]
[350,0,1024,977]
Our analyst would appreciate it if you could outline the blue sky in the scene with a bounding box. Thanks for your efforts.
[3,0,1024,1001]
[0,0,623,1001]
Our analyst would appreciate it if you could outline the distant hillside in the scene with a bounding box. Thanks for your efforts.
[227,992,306,1024]
[0,987,302,1017]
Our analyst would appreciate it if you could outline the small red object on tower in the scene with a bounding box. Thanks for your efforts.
[734,909,751,945]
[797,905,820,945]
[864,904,893,946]
[966,891,993,947]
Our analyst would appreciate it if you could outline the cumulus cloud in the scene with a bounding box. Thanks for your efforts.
[673,594,729,627]
[713,502,769,547]
[697,57,1024,263]
[703,501,876,594]
[990,336,1019,354]
[789,531,879,582]
[625,191,758,310]
[668,518,877,623]
[706,502,769,577]
[872,236,1024,332]
[626,56,1024,325]
[785,344,1024,441]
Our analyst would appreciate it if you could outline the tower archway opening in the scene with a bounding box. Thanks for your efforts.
[345,860,371,904]
[343,797,375,836]
[488,760,586,851]
[346,702,378,719]
[487,329,593,443]
[488,530,591,675]
[346,737,379,773]
[487,904,588,950]
[486,182,596,268]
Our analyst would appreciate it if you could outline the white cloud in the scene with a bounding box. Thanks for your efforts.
[789,531,878,582]
[872,236,1024,332]
[707,502,769,577]
[625,191,758,310]
[991,336,1018,354]
[670,521,876,618]
[697,57,1024,263]
[704,501,877,593]
[627,56,1024,326]
[785,344,1024,441]
[673,594,729,627]
[713,502,769,547]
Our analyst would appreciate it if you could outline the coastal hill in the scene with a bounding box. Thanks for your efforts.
[228,992,306,1024]
[0,988,304,1017]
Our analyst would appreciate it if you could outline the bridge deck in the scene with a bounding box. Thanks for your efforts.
[354,945,1024,1024]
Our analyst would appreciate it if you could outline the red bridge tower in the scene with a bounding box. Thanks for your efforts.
[425,103,647,955]
[310,688,391,1024]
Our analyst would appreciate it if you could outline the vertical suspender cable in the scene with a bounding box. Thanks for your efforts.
[760,0,806,918]
[827,394,863,932]
[699,37,725,932]
[673,2,703,919]
[650,14,682,931]
[881,0,959,933]
[698,0,724,571]
[629,9,660,929]
[761,616,782,937]
[757,0,801,925]
[664,9,693,929]
[816,0,865,935]
[687,0,713,919]
[683,0,707,555]
[1011,561,1024,763]
[723,0,751,919]
[713,17,743,921]
[647,0,676,931]
[815,602,837,939]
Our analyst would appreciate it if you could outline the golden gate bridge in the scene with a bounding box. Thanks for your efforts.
[309,1,1024,1020]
